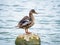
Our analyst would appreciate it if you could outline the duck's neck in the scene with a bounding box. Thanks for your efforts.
[29,12,34,22]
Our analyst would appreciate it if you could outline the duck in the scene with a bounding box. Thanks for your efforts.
[17,9,38,34]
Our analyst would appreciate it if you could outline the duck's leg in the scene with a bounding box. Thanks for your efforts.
[25,28,31,34]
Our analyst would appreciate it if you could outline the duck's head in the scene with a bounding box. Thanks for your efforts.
[30,9,38,14]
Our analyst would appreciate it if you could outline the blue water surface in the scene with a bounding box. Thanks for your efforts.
[0,0,60,45]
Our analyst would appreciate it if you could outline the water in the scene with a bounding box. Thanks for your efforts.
[0,0,60,45]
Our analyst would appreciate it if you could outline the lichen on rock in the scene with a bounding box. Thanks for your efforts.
[15,33,41,45]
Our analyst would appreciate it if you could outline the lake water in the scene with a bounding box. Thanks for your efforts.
[0,0,60,45]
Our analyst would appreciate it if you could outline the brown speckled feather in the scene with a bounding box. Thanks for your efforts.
[18,16,32,28]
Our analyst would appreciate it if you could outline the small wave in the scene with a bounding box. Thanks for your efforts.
[0,32,9,34]
[0,26,14,29]
[0,4,9,7]
[57,4,60,7]
[6,20,17,22]
[12,5,20,7]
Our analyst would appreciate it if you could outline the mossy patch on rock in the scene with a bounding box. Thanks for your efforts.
[15,33,41,45]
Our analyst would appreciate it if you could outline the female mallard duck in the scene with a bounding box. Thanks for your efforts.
[17,9,38,34]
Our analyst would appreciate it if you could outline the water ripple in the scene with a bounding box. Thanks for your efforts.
[0,0,60,45]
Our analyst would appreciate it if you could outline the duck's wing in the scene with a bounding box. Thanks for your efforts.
[18,16,31,26]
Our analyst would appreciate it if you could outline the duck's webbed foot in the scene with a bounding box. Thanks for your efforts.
[26,32,31,34]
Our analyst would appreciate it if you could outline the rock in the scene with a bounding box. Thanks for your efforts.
[15,33,41,45]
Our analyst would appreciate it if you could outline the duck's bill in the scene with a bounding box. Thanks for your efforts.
[35,12,38,14]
